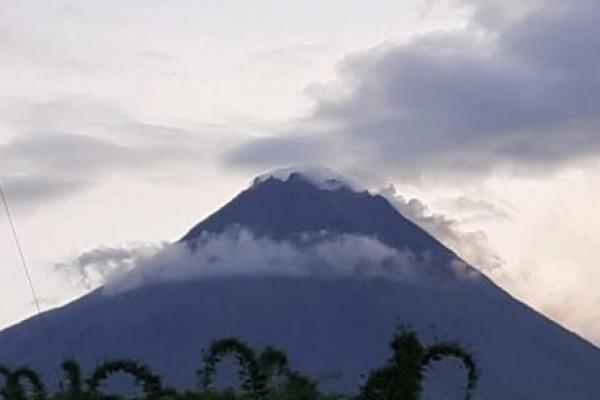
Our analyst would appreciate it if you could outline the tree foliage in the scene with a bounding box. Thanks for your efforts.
[198,337,267,400]
[2,367,47,400]
[359,326,479,400]
[423,342,479,400]
[86,359,163,399]
[0,366,12,400]
[197,338,322,400]
[55,360,84,400]
[0,327,479,400]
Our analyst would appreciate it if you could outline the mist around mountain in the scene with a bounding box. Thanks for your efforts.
[1,168,600,399]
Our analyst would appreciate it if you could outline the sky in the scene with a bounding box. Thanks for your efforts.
[2,0,600,344]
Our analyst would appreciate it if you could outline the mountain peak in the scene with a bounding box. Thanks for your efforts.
[4,168,600,399]
[251,166,360,192]
[181,166,461,280]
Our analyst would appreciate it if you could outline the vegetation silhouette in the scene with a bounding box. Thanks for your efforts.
[359,326,479,400]
[56,361,83,400]
[199,338,267,400]
[199,338,322,400]
[86,359,164,399]
[2,367,46,400]
[0,326,479,400]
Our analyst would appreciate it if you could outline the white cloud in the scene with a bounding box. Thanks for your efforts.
[253,165,361,191]
[379,185,505,275]
[55,229,427,295]
[54,242,167,290]
[108,229,425,294]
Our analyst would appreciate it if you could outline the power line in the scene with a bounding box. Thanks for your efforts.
[0,182,41,314]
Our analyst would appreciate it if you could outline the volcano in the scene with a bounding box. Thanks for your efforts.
[1,169,600,399]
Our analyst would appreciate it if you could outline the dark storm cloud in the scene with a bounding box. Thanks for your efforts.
[228,0,600,180]
[0,97,242,207]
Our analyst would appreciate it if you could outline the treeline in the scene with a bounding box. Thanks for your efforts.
[0,326,479,400]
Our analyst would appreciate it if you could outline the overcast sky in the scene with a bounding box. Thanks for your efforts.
[2,0,600,344]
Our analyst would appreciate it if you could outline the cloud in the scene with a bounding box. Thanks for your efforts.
[226,136,329,168]
[0,133,133,175]
[55,229,433,295]
[377,187,600,333]
[440,196,512,222]
[107,229,426,293]
[227,0,600,181]
[54,242,167,290]
[0,1,186,74]
[463,0,544,30]
[0,175,90,206]
[0,96,244,208]
[379,185,505,275]
[488,257,600,344]
[253,166,360,191]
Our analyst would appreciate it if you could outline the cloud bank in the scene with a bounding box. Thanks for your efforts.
[227,0,600,181]
[56,229,435,295]
[108,230,427,294]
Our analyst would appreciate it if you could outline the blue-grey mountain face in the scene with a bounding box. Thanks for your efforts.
[182,173,462,281]
[1,171,600,399]
[184,174,442,253]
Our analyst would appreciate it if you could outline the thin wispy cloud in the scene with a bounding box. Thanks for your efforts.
[379,186,506,275]
[0,97,244,208]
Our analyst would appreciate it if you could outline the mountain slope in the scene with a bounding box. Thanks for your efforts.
[184,173,447,254]
[183,173,466,282]
[1,171,599,399]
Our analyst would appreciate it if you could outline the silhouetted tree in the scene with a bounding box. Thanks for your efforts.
[198,338,267,400]
[53,360,85,400]
[86,359,163,399]
[0,365,11,400]
[258,347,289,386]
[360,326,479,400]
[422,342,479,400]
[3,367,47,400]
[198,338,324,400]
[0,327,478,400]
[257,347,320,400]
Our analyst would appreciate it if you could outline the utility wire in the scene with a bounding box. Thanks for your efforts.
[0,181,41,314]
